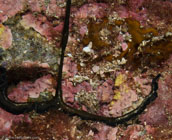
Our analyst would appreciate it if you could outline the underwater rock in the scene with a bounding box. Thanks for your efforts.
[0,0,172,139]
[0,0,25,23]
[21,13,64,40]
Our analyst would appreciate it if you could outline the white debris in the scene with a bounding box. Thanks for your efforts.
[69,75,89,83]
[165,32,172,37]
[92,65,100,73]
[83,42,94,54]
[80,62,85,67]
[117,58,127,65]
[67,53,73,57]
[151,36,163,42]
[89,79,99,88]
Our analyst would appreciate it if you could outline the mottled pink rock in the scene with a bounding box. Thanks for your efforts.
[8,74,56,102]
[107,127,118,140]
[139,55,172,127]
[73,3,108,19]
[0,25,12,49]
[71,2,110,39]
[22,61,50,68]
[94,123,118,140]
[128,9,147,23]
[62,80,77,103]
[139,99,168,126]
[116,6,129,18]
[0,0,25,22]
[143,0,172,24]
[121,42,128,51]
[115,3,147,24]
[54,22,64,32]
[62,80,92,104]
[157,74,172,114]
[63,57,77,78]
[127,0,145,10]
[93,124,111,140]
[121,125,144,140]
[133,76,151,96]
[0,0,67,23]
[145,125,155,134]
[67,35,78,48]
[75,81,92,92]
[118,124,157,140]
[117,34,124,42]
[109,84,138,117]
[45,0,65,17]
[0,108,30,136]
[27,0,66,17]
[79,25,88,37]
[27,0,46,13]
[97,80,114,103]
[21,13,63,40]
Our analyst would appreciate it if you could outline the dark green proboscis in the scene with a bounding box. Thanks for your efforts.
[0,0,161,126]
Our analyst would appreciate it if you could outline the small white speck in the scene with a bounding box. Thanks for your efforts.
[83,42,94,54]
[165,32,172,37]
[80,62,85,67]
[67,53,73,57]
[92,65,99,73]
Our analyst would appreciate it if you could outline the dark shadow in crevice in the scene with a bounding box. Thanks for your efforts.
[6,66,53,85]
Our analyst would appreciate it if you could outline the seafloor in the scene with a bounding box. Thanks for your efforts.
[0,0,172,139]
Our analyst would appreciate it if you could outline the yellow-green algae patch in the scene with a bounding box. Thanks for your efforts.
[114,74,125,87]
[0,24,5,35]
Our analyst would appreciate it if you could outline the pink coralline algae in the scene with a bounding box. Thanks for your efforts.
[0,0,66,23]
[95,72,140,118]
[143,0,172,24]
[8,74,56,102]
[0,0,25,23]
[94,124,118,140]
[79,25,88,37]
[62,80,92,104]
[139,55,172,126]
[127,0,145,10]
[44,0,65,17]
[94,124,156,140]
[1,0,172,139]
[71,2,109,39]
[133,76,151,96]
[97,80,114,103]
[109,83,138,117]
[73,3,108,19]
[62,80,77,103]
[75,81,92,92]
[0,74,55,136]
[0,108,31,136]
[27,0,45,13]
[20,13,64,40]
[0,24,12,49]
[21,61,50,69]
[115,0,147,24]
[139,74,172,126]
[139,99,168,126]
[28,0,65,17]
[158,74,172,113]
[63,57,78,79]
[119,125,151,140]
